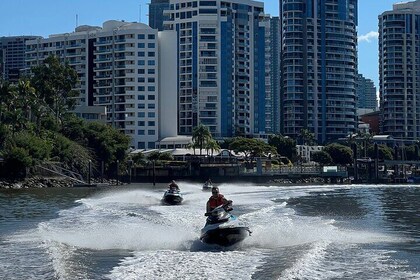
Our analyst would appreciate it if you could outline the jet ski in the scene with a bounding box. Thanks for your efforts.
[162,189,183,205]
[202,182,212,191]
[200,204,251,246]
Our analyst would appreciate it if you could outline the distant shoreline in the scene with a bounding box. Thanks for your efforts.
[0,175,412,189]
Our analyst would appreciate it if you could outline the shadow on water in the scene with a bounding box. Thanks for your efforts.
[189,239,247,252]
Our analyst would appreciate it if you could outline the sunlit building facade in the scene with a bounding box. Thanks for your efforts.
[26,21,177,149]
[164,0,266,137]
[280,0,358,143]
[379,1,420,138]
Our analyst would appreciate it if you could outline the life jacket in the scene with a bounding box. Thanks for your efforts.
[208,194,225,210]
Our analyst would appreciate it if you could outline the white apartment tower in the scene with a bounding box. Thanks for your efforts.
[164,0,266,137]
[26,20,177,149]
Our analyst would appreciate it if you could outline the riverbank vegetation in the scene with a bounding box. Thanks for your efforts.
[0,56,130,179]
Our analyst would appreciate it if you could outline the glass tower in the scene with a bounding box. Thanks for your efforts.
[379,0,420,139]
[280,0,358,143]
[149,0,170,31]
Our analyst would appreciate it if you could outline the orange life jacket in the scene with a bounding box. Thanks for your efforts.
[208,194,225,210]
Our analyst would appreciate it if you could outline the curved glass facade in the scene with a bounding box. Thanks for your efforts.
[280,0,357,143]
[379,1,420,139]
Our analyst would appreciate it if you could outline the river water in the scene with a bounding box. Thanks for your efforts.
[0,183,418,279]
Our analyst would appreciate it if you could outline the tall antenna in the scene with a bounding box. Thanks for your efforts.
[76,14,79,28]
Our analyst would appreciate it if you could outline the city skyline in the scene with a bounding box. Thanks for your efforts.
[0,0,401,90]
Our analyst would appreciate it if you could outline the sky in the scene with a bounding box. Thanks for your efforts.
[0,0,405,90]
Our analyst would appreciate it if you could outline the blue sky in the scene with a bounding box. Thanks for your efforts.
[0,0,402,89]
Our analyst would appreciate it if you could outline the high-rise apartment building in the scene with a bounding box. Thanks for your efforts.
[262,15,281,134]
[149,0,170,31]
[280,0,358,143]
[356,74,377,111]
[164,0,266,137]
[379,0,420,139]
[1,36,40,82]
[26,21,177,149]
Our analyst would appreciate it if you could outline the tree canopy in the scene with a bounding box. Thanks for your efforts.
[324,143,353,165]
[229,137,276,163]
[268,134,296,161]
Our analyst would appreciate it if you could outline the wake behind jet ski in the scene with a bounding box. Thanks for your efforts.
[162,180,183,205]
[200,203,250,247]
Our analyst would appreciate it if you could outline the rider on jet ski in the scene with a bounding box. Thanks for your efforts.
[206,186,232,213]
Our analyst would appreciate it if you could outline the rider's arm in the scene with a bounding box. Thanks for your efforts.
[206,200,211,213]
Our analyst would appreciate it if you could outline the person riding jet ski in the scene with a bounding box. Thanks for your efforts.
[206,186,232,213]
[201,186,250,246]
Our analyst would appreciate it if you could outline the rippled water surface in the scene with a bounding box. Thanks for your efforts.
[0,183,418,279]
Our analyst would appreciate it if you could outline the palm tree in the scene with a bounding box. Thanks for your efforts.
[192,124,212,156]
[16,80,37,124]
[205,139,221,157]
[299,128,316,145]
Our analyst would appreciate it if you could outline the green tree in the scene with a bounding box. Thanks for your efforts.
[311,150,333,165]
[83,122,131,174]
[50,133,93,175]
[268,134,297,161]
[367,144,393,161]
[192,124,212,156]
[2,146,32,178]
[229,137,276,164]
[147,151,174,161]
[30,55,79,127]
[324,143,353,165]
[299,128,316,145]
[205,139,221,156]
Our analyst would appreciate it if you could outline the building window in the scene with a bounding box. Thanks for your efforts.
[148,121,155,126]
[138,51,145,57]
[138,112,145,117]
[148,34,155,40]
[148,60,155,66]
[138,130,145,135]
[148,77,155,83]
[148,43,155,48]
[138,43,145,48]
[138,86,145,91]
[148,112,155,118]
[148,130,155,135]
[148,95,155,100]
[148,52,155,57]
[148,142,155,149]
[138,34,145,39]
[148,69,155,74]
[148,86,155,91]
[138,60,145,65]
[148,104,155,109]
[138,121,145,126]
[138,104,145,109]
[138,142,145,149]
[138,95,145,100]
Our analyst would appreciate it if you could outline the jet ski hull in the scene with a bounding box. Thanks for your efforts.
[162,192,183,205]
[202,183,212,191]
[200,226,250,247]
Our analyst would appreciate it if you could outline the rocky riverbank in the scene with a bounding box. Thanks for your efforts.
[0,177,75,189]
